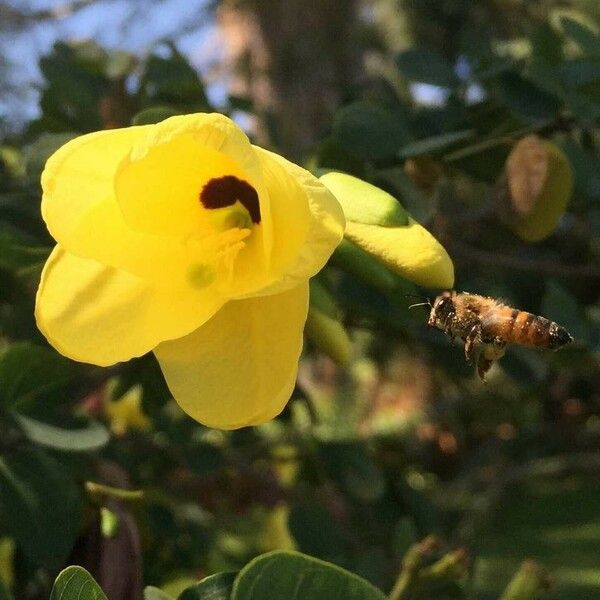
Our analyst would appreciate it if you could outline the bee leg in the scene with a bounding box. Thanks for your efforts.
[464,324,481,364]
[477,354,494,380]
[492,336,506,356]
[477,338,506,380]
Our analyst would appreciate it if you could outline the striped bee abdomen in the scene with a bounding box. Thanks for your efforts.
[485,307,573,349]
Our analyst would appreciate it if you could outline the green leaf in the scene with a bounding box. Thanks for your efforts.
[13,413,109,452]
[0,581,13,600]
[318,440,386,503]
[396,49,459,88]
[562,60,600,89]
[144,587,175,600]
[373,167,433,223]
[530,23,564,65]
[179,572,236,599]
[330,239,398,292]
[309,279,339,318]
[132,106,179,125]
[397,129,475,159]
[541,280,587,342]
[231,551,387,600]
[105,50,136,79]
[140,45,209,109]
[507,137,573,242]
[288,503,346,560]
[332,102,412,161]
[314,136,366,176]
[559,139,600,203]
[23,132,76,180]
[498,72,562,122]
[51,566,107,600]
[0,343,75,409]
[228,95,254,112]
[0,228,51,272]
[305,305,352,366]
[0,448,82,570]
[560,16,600,57]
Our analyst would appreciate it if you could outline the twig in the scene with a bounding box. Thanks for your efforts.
[388,536,440,600]
[449,240,600,282]
[85,481,144,502]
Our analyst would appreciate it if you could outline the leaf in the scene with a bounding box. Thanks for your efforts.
[561,59,600,90]
[317,441,386,503]
[314,136,366,176]
[305,306,352,366]
[541,280,587,342]
[0,448,82,570]
[505,136,573,242]
[23,132,77,180]
[559,139,600,204]
[332,102,412,161]
[396,49,459,88]
[144,587,175,600]
[140,45,209,109]
[0,581,13,600]
[105,50,136,79]
[498,72,562,122]
[13,413,109,452]
[228,95,254,112]
[51,566,107,600]
[0,343,75,409]
[530,23,564,65]
[132,106,179,125]
[330,239,398,292]
[0,228,51,271]
[374,167,434,223]
[288,503,346,560]
[397,129,475,159]
[560,16,600,57]
[309,278,339,319]
[179,572,236,599]
[231,551,387,600]
[506,135,549,216]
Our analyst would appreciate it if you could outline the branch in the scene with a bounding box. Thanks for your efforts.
[449,240,600,282]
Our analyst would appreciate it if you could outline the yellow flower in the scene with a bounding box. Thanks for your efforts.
[320,172,454,289]
[35,113,344,429]
[103,382,151,436]
[259,504,297,552]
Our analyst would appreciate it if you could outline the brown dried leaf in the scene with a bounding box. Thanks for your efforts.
[506,134,549,216]
[404,156,443,197]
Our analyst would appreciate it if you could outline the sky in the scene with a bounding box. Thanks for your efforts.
[0,0,221,127]
[0,0,475,131]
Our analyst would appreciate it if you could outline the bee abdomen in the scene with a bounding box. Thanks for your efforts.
[502,309,572,349]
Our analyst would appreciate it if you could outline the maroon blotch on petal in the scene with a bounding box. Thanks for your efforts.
[200,175,261,224]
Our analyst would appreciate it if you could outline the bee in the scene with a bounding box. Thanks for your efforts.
[423,291,573,379]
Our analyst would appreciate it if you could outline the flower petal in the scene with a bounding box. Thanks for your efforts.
[39,125,198,289]
[154,282,309,429]
[240,148,345,297]
[36,246,225,366]
[115,113,266,238]
[114,113,274,295]
[41,125,150,251]
[345,218,455,289]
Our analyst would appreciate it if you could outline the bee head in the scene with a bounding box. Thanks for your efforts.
[428,292,455,330]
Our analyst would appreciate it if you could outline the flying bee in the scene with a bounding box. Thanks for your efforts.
[421,291,573,379]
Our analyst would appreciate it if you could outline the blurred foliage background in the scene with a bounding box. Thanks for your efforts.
[0,0,599,599]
